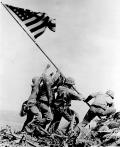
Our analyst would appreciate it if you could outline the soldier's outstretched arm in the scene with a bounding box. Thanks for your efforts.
[84,95,94,103]
[84,92,101,103]
[69,89,85,101]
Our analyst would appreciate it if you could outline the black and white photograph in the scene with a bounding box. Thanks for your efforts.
[0,0,120,146]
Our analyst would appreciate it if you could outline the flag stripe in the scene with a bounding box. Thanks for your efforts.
[5,4,56,39]
[23,17,36,24]
[33,27,46,36]
[27,19,44,30]
[30,17,49,32]
[25,14,45,26]
[34,27,46,38]
[34,32,44,38]
[25,18,41,26]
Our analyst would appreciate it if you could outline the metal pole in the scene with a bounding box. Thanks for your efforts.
[1,2,59,70]
[1,2,82,95]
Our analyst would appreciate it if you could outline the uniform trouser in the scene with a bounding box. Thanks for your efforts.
[21,110,33,132]
[80,105,116,127]
[73,105,116,136]
[21,105,42,131]
[47,107,73,133]
[21,103,53,131]
[61,109,80,134]
[102,107,116,116]
[37,102,53,129]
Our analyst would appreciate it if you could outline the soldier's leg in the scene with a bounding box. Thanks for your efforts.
[21,106,42,133]
[102,107,116,117]
[81,106,97,127]
[69,109,79,126]
[23,105,45,134]
[65,109,80,134]
[30,105,43,124]
[47,110,62,133]
[71,108,96,138]
[39,102,53,128]
[60,108,74,134]
[62,108,73,122]
[21,110,34,132]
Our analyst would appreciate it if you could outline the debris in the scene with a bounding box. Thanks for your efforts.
[1,114,120,147]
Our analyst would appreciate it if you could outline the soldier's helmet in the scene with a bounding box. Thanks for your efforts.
[32,76,40,86]
[106,90,114,99]
[65,77,75,85]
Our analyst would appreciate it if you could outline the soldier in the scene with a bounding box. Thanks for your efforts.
[81,90,116,127]
[47,77,85,134]
[73,90,116,136]
[21,65,65,132]
[35,71,64,129]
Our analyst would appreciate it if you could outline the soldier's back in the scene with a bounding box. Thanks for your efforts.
[92,93,112,108]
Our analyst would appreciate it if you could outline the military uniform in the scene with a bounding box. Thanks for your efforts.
[47,79,84,133]
[22,69,63,131]
[80,90,116,127]
[26,74,56,129]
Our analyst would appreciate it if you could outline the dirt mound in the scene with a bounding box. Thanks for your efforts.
[1,114,120,147]
[75,115,120,147]
[0,125,69,147]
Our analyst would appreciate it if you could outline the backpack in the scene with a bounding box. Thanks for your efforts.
[19,100,28,117]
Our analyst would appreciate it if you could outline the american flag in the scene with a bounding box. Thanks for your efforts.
[5,4,56,39]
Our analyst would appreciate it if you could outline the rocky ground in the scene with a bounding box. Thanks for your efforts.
[1,113,120,147]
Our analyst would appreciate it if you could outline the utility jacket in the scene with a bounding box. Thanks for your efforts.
[27,71,63,106]
[91,92,114,110]
[54,85,83,108]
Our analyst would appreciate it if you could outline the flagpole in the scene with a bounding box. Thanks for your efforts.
[1,2,59,70]
[1,2,84,96]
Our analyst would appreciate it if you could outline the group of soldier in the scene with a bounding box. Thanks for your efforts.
[20,64,116,137]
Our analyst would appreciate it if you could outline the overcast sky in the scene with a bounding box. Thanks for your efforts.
[0,0,120,114]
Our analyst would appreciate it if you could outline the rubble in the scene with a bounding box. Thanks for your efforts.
[1,113,120,147]
[0,125,68,147]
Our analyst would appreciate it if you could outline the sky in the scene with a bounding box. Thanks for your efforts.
[0,0,120,115]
